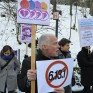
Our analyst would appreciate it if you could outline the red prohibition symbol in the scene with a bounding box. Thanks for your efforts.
[45,61,68,88]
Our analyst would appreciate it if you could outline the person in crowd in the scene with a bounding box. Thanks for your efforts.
[58,38,72,93]
[0,45,20,93]
[77,46,93,93]
[58,38,71,59]
[17,34,65,93]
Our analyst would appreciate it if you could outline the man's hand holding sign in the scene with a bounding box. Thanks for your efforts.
[27,69,65,93]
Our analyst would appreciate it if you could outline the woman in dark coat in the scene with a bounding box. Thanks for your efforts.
[77,46,93,93]
[0,45,20,93]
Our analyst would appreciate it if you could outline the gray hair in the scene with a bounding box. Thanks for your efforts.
[38,34,54,49]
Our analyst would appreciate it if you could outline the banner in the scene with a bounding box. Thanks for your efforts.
[36,58,74,93]
[21,24,31,43]
[78,18,93,47]
[17,0,50,25]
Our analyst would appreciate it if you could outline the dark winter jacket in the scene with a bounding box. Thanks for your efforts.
[58,49,71,59]
[17,49,58,93]
[17,49,71,93]
[77,48,93,86]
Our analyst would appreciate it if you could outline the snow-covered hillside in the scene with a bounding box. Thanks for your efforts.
[0,4,92,62]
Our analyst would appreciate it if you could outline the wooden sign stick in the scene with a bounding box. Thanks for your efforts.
[31,25,37,93]
[26,43,28,55]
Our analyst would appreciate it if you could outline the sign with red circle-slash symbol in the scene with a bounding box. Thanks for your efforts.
[45,61,68,88]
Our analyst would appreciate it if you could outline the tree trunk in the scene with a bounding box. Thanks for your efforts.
[90,0,93,16]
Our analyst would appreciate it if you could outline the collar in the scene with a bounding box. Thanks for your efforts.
[36,49,51,61]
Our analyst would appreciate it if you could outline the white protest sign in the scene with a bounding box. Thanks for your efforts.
[36,58,74,93]
[78,18,93,47]
[21,24,31,43]
[17,0,50,25]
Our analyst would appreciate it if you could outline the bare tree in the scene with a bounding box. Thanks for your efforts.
[90,0,93,16]
[0,0,22,44]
